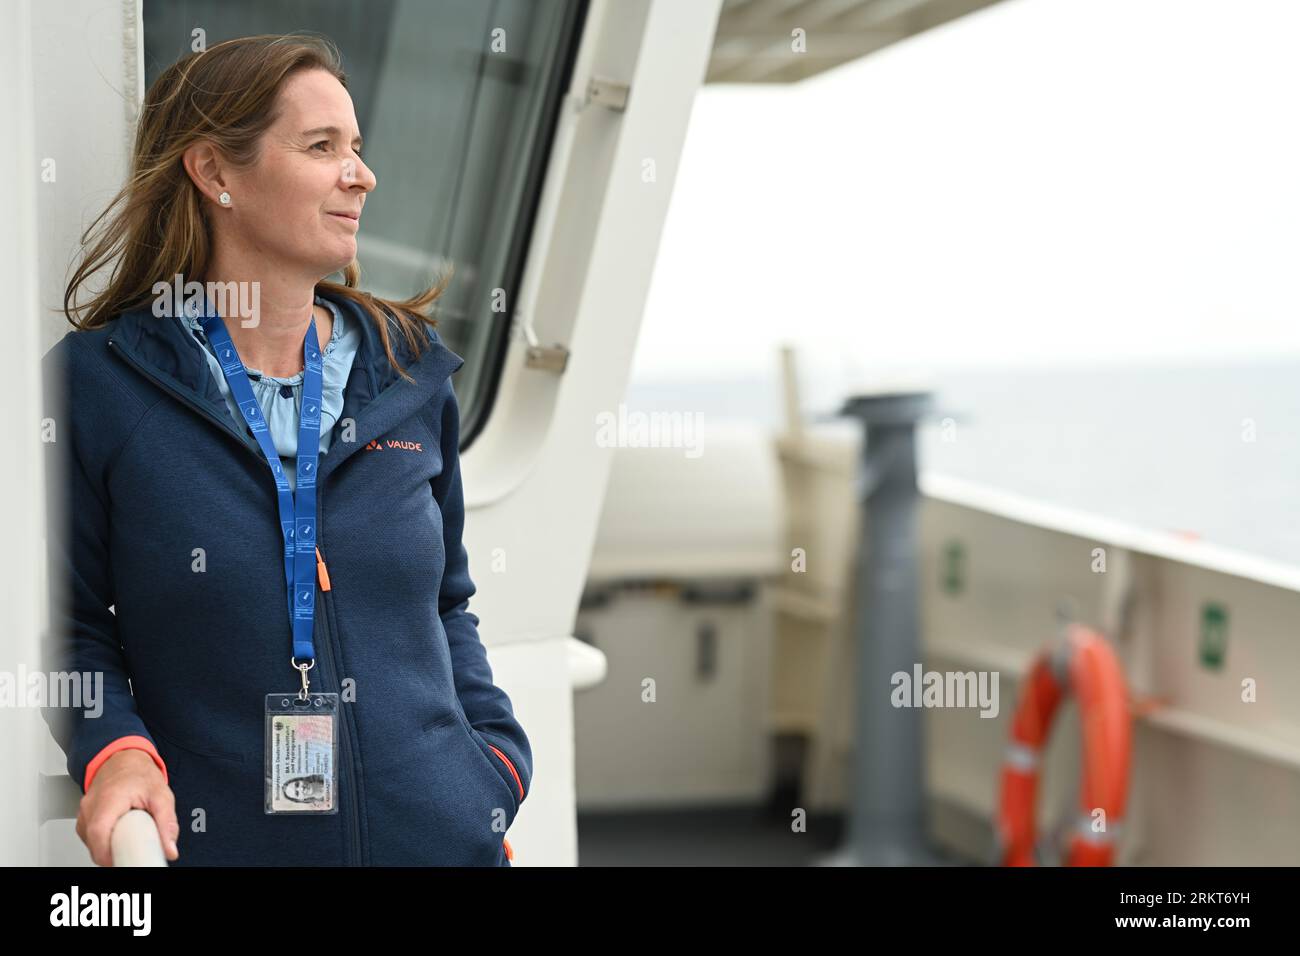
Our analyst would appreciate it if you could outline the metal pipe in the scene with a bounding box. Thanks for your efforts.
[833,390,937,865]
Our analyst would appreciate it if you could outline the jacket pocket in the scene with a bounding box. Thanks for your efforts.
[484,738,525,806]
[147,720,245,763]
[420,711,460,734]
[451,710,521,813]
[364,707,511,864]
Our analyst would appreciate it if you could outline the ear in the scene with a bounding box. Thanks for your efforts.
[182,140,231,206]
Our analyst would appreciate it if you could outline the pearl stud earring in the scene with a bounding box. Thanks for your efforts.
[219,192,231,205]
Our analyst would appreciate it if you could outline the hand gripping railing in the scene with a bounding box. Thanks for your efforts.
[40,772,168,866]
[110,809,167,866]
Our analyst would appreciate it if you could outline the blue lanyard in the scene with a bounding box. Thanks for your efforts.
[198,303,324,671]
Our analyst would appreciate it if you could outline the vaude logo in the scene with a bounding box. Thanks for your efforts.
[890,664,999,718]
[364,438,423,451]
[50,886,151,935]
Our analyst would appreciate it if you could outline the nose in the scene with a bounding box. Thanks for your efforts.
[341,153,376,193]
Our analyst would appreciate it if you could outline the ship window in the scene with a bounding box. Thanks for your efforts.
[143,0,589,446]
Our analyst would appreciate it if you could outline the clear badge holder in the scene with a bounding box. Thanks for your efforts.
[265,681,340,814]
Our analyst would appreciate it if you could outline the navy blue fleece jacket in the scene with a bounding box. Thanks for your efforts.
[41,288,531,866]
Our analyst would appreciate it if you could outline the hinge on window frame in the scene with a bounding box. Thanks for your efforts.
[584,76,629,112]
[525,344,570,373]
[514,309,570,374]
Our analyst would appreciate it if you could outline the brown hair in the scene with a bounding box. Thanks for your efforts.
[62,33,450,383]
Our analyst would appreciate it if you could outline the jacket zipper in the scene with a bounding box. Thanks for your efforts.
[109,335,366,865]
[486,742,524,804]
[314,542,364,866]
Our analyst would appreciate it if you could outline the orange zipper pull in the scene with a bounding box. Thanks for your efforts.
[315,546,332,591]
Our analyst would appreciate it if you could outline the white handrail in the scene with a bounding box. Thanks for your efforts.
[109,809,167,867]
[566,635,606,690]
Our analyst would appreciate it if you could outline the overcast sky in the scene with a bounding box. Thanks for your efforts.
[631,0,1300,386]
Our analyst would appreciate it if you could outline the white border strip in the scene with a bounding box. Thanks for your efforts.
[921,471,1300,596]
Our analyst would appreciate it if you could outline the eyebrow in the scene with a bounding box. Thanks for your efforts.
[300,126,364,149]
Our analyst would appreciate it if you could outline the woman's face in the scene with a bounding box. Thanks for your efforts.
[212,68,376,278]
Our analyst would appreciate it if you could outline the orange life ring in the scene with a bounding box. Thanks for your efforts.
[997,623,1132,866]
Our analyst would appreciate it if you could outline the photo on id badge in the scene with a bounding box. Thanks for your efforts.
[265,693,340,813]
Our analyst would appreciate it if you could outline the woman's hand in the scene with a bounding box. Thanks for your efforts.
[77,749,181,866]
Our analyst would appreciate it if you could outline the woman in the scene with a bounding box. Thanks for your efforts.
[41,34,531,867]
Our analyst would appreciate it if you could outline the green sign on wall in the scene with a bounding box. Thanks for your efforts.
[1199,602,1228,670]
[942,540,965,595]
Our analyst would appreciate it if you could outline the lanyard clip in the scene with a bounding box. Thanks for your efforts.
[292,657,316,701]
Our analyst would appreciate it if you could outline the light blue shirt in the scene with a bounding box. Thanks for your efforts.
[176,294,362,490]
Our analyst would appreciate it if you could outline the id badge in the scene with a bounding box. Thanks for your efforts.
[265,692,340,814]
